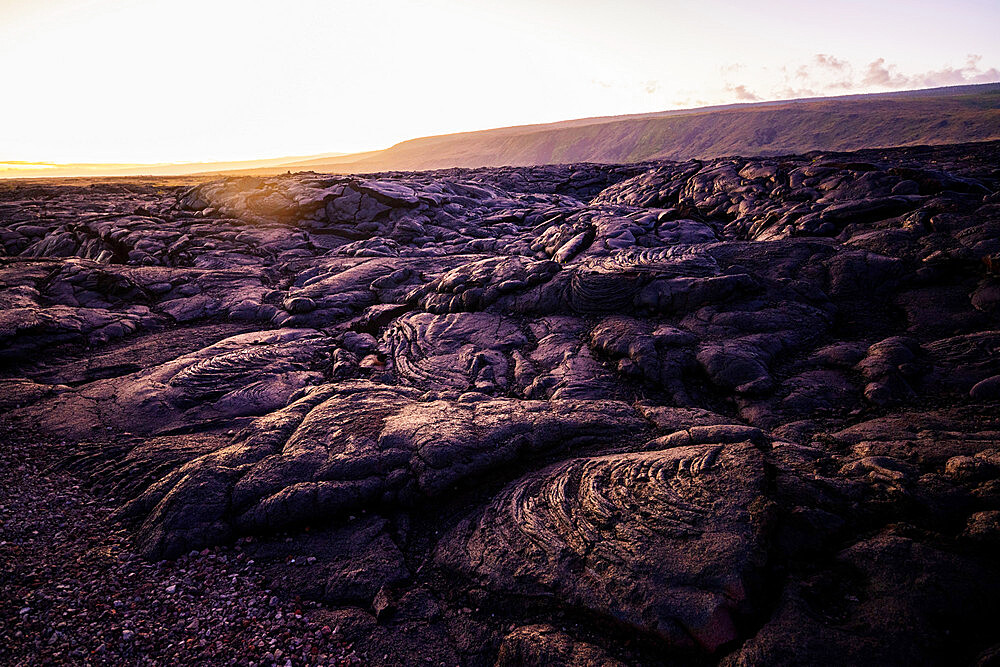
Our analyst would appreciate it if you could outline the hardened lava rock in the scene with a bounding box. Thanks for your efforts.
[2,141,1000,665]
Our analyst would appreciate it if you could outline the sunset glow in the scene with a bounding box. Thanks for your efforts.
[4,2,1000,663]
[2,0,999,167]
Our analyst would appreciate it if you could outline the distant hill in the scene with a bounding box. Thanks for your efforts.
[266,83,1000,175]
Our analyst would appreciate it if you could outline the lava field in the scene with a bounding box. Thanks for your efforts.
[2,141,1000,666]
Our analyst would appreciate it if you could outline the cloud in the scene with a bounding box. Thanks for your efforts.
[720,54,1000,105]
[778,86,817,99]
[810,54,854,89]
[907,55,1000,87]
[725,83,760,101]
[827,54,999,92]
[862,58,909,87]
[644,80,660,95]
[814,54,849,71]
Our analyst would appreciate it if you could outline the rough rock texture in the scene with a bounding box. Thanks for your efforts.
[3,141,1000,665]
[438,444,768,652]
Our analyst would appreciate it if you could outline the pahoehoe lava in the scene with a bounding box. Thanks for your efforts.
[3,141,1000,665]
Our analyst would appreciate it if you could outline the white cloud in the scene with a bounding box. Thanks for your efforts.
[720,54,999,105]
[725,83,761,102]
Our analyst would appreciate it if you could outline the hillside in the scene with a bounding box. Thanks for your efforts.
[272,82,1000,174]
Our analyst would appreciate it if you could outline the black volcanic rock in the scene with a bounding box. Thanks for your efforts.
[2,141,1000,665]
[437,443,769,652]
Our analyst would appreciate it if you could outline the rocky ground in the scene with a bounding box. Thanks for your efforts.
[0,427,361,666]
[2,141,1000,665]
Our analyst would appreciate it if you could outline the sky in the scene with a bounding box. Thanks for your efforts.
[2,0,999,164]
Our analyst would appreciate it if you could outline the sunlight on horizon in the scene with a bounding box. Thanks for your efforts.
[0,163,57,171]
[2,0,999,165]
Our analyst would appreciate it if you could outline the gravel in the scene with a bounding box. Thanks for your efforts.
[0,426,365,666]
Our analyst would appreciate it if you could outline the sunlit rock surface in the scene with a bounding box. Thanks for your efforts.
[3,141,1000,665]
